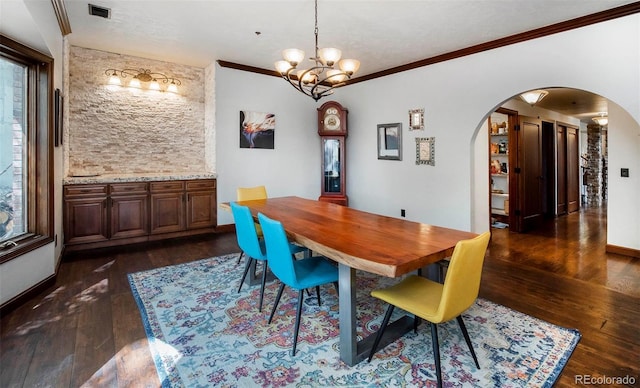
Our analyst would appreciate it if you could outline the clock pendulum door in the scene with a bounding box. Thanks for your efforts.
[317,101,348,206]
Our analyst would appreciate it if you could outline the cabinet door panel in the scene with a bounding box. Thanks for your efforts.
[111,195,149,239]
[64,198,108,244]
[186,191,216,229]
[151,193,185,234]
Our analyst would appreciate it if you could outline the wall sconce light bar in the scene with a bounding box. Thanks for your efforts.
[104,68,181,92]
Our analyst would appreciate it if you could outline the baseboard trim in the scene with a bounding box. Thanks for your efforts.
[215,224,235,233]
[0,273,57,316]
[606,244,640,259]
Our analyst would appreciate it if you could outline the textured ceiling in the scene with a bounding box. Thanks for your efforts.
[63,0,636,76]
[5,0,632,123]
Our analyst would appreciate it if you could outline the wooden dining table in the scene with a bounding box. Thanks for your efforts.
[221,196,477,365]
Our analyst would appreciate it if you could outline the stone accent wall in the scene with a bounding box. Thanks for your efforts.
[68,46,207,176]
[204,62,216,172]
[585,124,602,207]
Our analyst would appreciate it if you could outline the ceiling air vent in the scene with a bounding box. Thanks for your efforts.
[88,4,111,19]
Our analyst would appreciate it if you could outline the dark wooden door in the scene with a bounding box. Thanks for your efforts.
[556,125,567,215]
[567,126,580,213]
[517,116,544,232]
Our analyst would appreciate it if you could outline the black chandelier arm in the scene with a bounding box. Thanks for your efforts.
[281,64,351,101]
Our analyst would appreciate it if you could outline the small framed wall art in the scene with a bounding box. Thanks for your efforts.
[415,137,435,165]
[239,111,275,149]
[408,108,424,130]
[377,123,402,160]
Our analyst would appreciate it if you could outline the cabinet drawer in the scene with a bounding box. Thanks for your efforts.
[186,180,216,191]
[110,182,148,194]
[150,181,185,192]
[64,184,108,197]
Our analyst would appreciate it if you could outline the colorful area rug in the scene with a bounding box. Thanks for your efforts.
[128,254,580,387]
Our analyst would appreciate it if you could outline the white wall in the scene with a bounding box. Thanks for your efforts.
[215,68,320,225]
[608,103,640,250]
[0,0,64,305]
[216,14,640,252]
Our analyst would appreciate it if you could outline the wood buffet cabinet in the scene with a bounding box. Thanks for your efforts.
[64,179,216,251]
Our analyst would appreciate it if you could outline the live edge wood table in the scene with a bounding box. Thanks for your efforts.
[221,196,477,366]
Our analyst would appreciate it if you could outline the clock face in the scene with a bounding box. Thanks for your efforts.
[323,113,341,131]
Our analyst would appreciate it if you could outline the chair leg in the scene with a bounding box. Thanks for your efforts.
[315,286,321,306]
[258,260,268,312]
[237,257,253,293]
[268,283,286,324]
[291,290,304,356]
[456,315,480,369]
[367,304,395,362]
[430,323,443,388]
[236,251,244,265]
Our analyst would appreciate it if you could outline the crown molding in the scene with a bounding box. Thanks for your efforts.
[218,2,640,85]
[51,0,72,36]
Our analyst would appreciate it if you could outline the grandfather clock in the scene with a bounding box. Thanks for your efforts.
[318,101,348,206]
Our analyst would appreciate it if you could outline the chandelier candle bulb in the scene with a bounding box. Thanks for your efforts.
[318,47,341,66]
[338,59,360,75]
[275,60,293,74]
[326,69,347,84]
[283,49,305,66]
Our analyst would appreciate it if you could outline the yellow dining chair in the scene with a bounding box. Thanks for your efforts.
[237,185,268,202]
[367,231,491,388]
[235,186,268,264]
[237,185,268,235]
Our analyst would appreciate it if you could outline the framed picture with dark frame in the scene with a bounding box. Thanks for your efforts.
[377,123,402,160]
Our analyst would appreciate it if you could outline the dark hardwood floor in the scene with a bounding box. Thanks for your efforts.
[1,207,638,387]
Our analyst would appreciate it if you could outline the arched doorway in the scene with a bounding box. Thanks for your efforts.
[473,87,613,234]
[471,88,640,257]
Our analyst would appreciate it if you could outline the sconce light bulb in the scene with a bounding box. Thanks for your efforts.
[108,74,121,86]
[129,78,141,88]
[167,82,178,93]
[149,79,160,91]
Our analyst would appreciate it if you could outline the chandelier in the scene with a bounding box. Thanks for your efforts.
[274,0,360,101]
[105,68,181,93]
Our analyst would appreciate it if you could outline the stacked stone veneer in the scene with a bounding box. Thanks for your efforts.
[68,46,207,175]
[585,124,602,207]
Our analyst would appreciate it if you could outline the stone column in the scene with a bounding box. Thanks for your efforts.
[585,124,602,207]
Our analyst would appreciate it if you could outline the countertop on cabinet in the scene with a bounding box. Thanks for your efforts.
[63,172,217,185]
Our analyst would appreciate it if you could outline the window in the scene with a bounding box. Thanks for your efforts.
[0,35,53,262]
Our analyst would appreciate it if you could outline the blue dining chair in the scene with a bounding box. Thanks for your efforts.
[258,212,339,356]
[231,202,308,312]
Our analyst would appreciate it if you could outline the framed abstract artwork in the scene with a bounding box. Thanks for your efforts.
[240,111,275,149]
